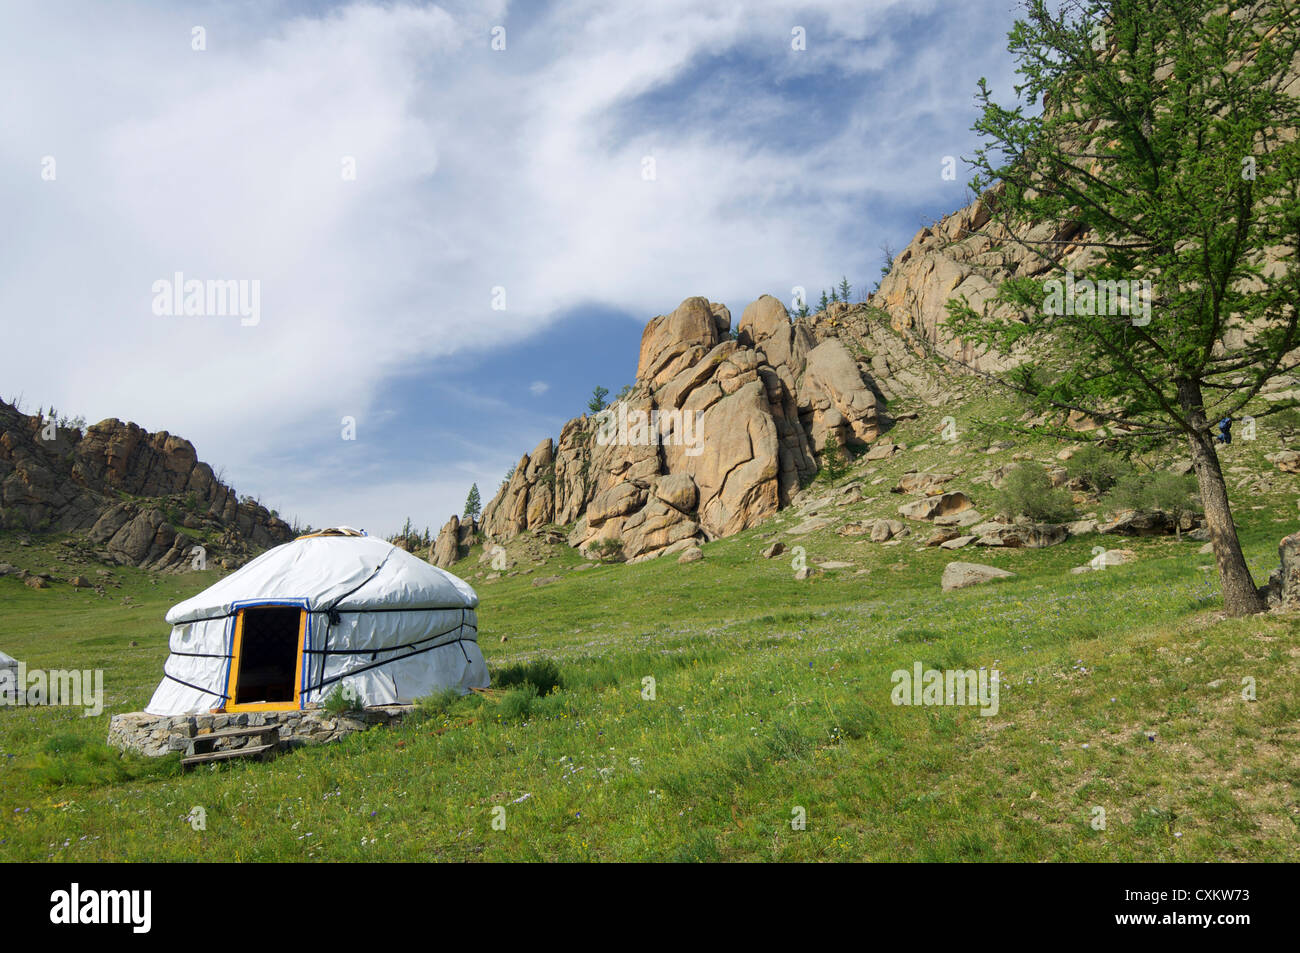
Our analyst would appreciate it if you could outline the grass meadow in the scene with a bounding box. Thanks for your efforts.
[2,403,1298,861]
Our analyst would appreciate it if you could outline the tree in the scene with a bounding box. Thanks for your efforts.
[463,483,482,520]
[587,385,609,414]
[818,431,852,483]
[838,276,852,302]
[945,0,1300,615]
[872,244,895,296]
[818,290,830,312]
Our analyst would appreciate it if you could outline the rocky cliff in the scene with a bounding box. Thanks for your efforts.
[0,400,293,570]
[440,294,892,565]
[432,15,1300,569]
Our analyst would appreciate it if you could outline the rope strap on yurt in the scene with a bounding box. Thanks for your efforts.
[301,616,476,656]
[304,635,476,694]
[161,670,230,700]
[309,549,396,696]
[320,550,395,624]
[303,610,474,695]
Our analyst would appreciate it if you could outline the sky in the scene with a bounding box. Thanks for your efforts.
[0,0,1028,538]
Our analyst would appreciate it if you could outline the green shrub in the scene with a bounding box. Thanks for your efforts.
[1268,406,1300,435]
[990,465,1076,523]
[494,658,562,695]
[322,684,363,715]
[416,686,465,719]
[1106,471,1200,538]
[1064,444,1132,493]
[498,682,539,721]
[588,539,625,563]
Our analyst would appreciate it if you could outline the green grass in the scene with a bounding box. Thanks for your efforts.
[1,398,1298,861]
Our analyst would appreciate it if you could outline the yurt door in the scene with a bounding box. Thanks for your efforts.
[227,605,306,711]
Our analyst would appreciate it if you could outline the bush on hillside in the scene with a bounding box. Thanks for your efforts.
[495,658,563,696]
[1105,471,1201,538]
[1064,444,1132,493]
[588,538,625,563]
[989,465,1076,523]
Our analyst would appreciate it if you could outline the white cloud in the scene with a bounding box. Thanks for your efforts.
[528,381,550,396]
[0,0,1022,535]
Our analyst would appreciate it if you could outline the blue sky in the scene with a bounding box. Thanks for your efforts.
[0,0,1027,536]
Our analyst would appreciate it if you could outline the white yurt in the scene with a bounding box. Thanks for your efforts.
[145,528,488,716]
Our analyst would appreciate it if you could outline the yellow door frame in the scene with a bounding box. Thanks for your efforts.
[224,606,306,713]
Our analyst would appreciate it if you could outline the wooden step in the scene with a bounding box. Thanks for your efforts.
[181,742,278,771]
[187,725,281,756]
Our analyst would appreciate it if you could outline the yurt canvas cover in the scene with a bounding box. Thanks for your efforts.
[145,531,488,716]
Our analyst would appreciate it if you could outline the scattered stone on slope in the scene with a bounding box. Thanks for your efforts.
[970,520,1068,548]
[898,491,973,521]
[838,522,873,537]
[939,535,977,550]
[787,515,834,536]
[926,528,961,546]
[1265,450,1300,474]
[933,508,983,528]
[871,519,906,542]
[895,471,954,495]
[1069,548,1137,573]
[941,561,1017,591]
[1097,510,1199,537]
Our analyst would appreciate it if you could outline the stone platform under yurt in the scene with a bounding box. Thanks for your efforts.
[108,704,417,757]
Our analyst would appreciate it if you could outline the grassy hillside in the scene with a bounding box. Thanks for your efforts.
[1,398,1297,861]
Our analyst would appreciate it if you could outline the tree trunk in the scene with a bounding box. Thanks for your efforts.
[1177,378,1265,616]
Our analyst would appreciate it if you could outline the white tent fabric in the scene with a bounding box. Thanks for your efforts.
[144,533,488,715]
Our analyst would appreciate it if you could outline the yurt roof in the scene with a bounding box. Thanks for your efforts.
[165,533,477,625]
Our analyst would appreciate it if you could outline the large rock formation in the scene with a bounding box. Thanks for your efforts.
[430,514,479,568]
[476,294,885,562]
[0,400,292,570]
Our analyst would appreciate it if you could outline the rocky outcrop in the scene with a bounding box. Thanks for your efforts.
[1097,509,1200,537]
[1265,450,1300,474]
[869,191,1060,373]
[478,294,886,562]
[1266,530,1300,608]
[480,438,557,540]
[898,492,973,522]
[969,519,1068,548]
[0,400,292,569]
[430,514,479,568]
